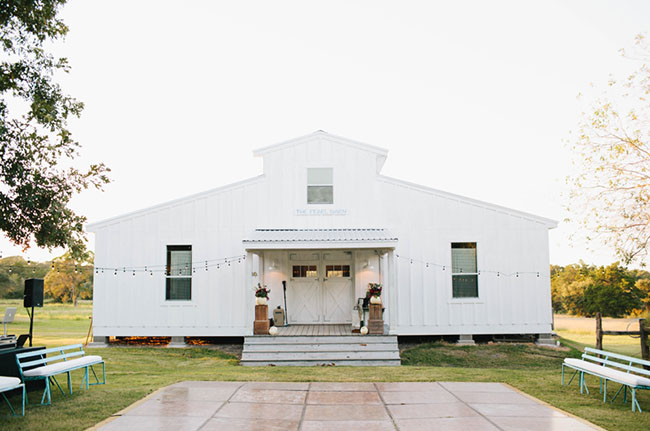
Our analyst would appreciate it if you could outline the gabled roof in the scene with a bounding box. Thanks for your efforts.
[378,175,558,228]
[243,228,398,249]
[253,130,388,158]
[86,175,265,231]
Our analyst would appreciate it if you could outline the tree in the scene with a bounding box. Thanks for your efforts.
[0,1,109,258]
[0,256,49,298]
[551,262,646,317]
[636,278,650,313]
[44,251,93,304]
[567,34,650,265]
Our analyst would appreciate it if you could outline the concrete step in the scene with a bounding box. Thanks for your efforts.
[245,335,396,344]
[243,343,398,352]
[241,350,400,361]
[241,359,401,367]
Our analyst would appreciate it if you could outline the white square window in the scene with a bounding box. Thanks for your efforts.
[451,242,478,298]
[307,168,333,204]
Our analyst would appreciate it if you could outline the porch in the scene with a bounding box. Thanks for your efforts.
[242,228,398,333]
[270,324,356,337]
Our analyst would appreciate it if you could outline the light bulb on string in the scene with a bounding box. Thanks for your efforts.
[537,272,540,278]
[132,270,135,276]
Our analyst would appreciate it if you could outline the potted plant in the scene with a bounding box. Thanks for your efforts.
[366,282,382,304]
[255,283,270,305]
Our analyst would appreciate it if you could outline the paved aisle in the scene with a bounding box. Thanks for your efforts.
[97,381,600,430]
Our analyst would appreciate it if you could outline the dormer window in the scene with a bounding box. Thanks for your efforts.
[307,168,333,204]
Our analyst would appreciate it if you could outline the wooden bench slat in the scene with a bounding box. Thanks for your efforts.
[582,354,650,377]
[584,347,650,367]
[20,351,85,368]
[16,344,83,360]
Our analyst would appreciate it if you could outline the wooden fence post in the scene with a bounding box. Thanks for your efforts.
[640,318,649,369]
[595,312,603,351]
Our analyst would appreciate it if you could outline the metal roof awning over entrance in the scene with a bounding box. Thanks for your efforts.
[243,229,398,249]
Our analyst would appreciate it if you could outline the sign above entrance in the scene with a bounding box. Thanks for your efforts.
[295,208,348,216]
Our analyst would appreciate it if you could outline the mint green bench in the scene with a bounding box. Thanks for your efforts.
[562,347,650,412]
[16,344,105,406]
[0,377,24,416]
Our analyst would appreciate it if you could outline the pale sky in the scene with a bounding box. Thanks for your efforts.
[1,0,649,266]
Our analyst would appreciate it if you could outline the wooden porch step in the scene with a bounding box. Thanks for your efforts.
[241,333,400,367]
[245,335,396,344]
[243,343,398,352]
[241,359,402,367]
[242,350,400,361]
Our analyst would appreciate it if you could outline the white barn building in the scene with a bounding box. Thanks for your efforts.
[88,131,556,346]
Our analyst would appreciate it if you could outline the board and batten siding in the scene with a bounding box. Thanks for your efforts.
[380,177,552,335]
[90,132,554,337]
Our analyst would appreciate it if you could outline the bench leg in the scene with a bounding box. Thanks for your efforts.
[67,371,72,395]
[21,384,25,416]
[624,386,627,403]
[603,379,607,402]
[50,376,65,396]
[579,372,589,395]
[566,369,578,386]
[89,365,100,385]
[632,388,636,412]
[41,378,51,406]
[2,392,16,416]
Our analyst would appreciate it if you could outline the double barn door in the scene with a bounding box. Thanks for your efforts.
[287,251,353,324]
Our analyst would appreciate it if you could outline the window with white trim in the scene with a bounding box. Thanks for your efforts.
[451,242,478,298]
[307,168,333,204]
[166,245,192,300]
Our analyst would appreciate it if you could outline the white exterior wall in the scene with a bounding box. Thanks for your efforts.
[89,132,554,337]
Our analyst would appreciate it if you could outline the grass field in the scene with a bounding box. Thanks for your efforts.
[555,314,645,358]
[1,302,649,430]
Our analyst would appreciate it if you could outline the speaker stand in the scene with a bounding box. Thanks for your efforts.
[27,306,34,347]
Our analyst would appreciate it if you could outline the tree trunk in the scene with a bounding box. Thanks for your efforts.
[595,312,603,351]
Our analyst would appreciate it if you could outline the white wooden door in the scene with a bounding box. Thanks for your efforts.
[322,252,353,323]
[286,251,353,324]
[287,253,321,324]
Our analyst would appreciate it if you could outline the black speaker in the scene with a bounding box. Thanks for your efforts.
[24,279,44,308]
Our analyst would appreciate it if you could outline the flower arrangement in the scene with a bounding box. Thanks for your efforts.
[255,283,270,298]
[366,282,382,298]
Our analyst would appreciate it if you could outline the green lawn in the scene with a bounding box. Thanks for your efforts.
[1,301,649,430]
